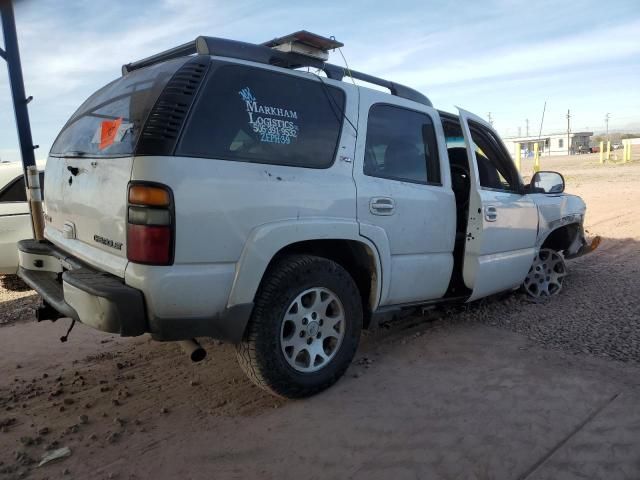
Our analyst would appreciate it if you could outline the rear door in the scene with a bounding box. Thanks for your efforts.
[458,108,538,300]
[355,93,456,306]
[44,58,188,277]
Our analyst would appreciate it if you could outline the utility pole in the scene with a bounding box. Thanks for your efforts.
[605,113,610,139]
[0,0,37,176]
[537,100,547,156]
[566,109,571,156]
[526,118,529,137]
[1,0,39,238]
[487,112,493,126]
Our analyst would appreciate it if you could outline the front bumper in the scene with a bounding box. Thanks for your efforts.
[17,239,254,342]
[565,232,601,259]
[17,239,146,336]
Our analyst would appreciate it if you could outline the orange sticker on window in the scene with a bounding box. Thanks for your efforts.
[99,117,123,150]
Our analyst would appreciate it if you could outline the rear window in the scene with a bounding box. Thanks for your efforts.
[50,58,187,157]
[176,64,346,168]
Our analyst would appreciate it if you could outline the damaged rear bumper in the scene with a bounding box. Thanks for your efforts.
[17,239,147,336]
[16,239,254,343]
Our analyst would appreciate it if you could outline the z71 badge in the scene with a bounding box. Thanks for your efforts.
[93,234,123,251]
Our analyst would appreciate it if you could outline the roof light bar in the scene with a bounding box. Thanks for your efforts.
[262,30,343,61]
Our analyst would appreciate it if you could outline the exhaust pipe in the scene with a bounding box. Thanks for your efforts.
[178,339,207,362]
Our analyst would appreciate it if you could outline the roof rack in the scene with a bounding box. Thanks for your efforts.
[122,35,432,107]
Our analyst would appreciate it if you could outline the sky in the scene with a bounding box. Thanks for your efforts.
[1,0,639,162]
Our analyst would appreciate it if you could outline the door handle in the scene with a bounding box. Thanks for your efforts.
[484,205,498,222]
[370,197,395,216]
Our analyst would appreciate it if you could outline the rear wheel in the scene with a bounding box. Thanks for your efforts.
[236,255,362,398]
[523,248,567,298]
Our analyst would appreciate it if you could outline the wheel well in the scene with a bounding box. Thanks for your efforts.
[541,223,580,253]
[267,240,379,329]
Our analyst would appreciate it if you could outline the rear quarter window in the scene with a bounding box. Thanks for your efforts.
[176,64,346,168]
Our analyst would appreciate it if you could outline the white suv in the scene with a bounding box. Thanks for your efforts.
[18,32,595,398]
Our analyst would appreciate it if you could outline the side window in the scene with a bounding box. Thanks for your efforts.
[364,105,441,185]
[0,176,27,203]
[0,172,44,203]
[468,122,519,192]
[177,65,345,168]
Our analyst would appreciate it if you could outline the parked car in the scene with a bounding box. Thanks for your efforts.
[18,31,597,398]
[0,162,44,289]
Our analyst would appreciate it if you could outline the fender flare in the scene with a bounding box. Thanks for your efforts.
[227,219,390,309]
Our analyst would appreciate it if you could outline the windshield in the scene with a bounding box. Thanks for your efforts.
[50,57,187,157]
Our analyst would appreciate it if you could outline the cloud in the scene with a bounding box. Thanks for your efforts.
[369,19,640,89]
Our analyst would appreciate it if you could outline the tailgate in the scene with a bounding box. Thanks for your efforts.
[44,155,132,277]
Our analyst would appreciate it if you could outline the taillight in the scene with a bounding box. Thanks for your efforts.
[127,183,174,265]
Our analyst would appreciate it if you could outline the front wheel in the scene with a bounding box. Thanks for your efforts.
[522,248,567,298]
[236,255,362,398]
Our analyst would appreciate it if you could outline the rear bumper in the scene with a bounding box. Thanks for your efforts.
[17,239,253,342]
[18,240,146,336]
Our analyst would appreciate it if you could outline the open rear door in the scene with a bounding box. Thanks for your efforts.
[457,108,538,301]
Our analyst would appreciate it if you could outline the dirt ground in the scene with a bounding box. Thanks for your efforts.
[1,151,640,480]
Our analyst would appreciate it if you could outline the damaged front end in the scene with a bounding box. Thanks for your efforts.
[565,228,601,259]
[534,194,600,259]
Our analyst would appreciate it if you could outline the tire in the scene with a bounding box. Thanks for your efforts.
[0,275,31,292]
[236,254,362,398]
[522,248,567,298]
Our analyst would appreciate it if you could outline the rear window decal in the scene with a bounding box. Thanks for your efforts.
[99,117,123,150]
[239,87,299,145]
[91,119,133,150]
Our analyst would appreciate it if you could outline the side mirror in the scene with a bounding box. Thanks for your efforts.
[529,171,565,194]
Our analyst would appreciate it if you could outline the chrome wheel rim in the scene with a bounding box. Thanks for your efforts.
[524,248,567,298]
[280,287,345,373]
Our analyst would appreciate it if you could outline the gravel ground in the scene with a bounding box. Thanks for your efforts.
[0,276,38,327]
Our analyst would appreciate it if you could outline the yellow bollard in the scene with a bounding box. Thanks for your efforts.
[606,141,611,161]
[515,142,521,172]
[627,141,633,162]
[599,141,604,164]
[533,142,540,173]
[623,140,628,163]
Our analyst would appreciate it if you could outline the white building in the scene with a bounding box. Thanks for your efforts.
[503,131,593,157]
